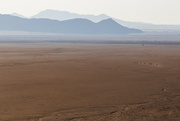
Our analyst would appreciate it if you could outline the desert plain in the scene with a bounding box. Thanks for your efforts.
[0,42,180,121]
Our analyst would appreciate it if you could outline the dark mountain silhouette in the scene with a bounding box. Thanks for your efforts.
[30,9,180,31]
[0,14,142,34]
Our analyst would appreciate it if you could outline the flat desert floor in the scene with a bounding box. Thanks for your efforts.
[0,43,180,121]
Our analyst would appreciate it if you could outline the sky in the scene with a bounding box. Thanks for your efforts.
[0,0,180,25]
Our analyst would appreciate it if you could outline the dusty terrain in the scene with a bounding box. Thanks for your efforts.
[0,43,179,121]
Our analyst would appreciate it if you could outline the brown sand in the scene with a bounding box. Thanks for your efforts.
[0,43,179,121]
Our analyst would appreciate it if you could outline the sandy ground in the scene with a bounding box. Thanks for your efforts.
[0,43,179,121]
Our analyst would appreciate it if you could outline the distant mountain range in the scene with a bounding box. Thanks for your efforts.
[0,14,142,34]
[29,10,180,31]
[31,10,109,23]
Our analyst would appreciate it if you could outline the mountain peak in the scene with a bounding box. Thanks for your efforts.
[98,18,119,25]
[11,13,25,18]
[98,14,109,18]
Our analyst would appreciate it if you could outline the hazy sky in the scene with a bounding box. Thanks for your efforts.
[0,0,180,24]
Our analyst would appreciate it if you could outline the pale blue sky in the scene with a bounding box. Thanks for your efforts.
[0,0,180,24]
